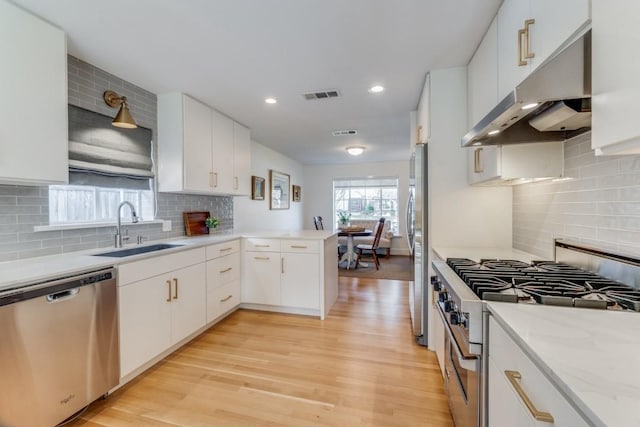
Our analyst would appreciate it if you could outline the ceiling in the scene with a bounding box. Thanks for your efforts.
[13,0,501,165]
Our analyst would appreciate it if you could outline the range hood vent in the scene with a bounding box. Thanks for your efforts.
[462,30,591,147]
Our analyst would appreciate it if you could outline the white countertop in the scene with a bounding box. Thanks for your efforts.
[0,230,337,291]
[432,246,542,263]
[487,302,640,427]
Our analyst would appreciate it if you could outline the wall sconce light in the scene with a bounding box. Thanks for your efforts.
[103,90,137,128]
[346,146,365,156]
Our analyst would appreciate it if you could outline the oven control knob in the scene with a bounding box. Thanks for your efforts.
[430,276,441,291]
[450,312,460,325]
[443,300,454,312]
[460,315,468,328]
[438,291,447,302]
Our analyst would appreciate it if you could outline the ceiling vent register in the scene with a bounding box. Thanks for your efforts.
[332,129,358,136]
[303,89,341,100]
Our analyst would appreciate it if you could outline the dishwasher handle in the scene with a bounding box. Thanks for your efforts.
[46,288,79,302]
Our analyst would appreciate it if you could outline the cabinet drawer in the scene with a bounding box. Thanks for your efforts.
[489,316,589,426]
[206,239,240,260]
[206,252,240,287]
[207,280,240,323]
[281,239,319,254]
[243,238,280,252]
[118,248,205,286]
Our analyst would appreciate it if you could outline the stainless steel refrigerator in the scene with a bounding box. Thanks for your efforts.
[407,142,428,346]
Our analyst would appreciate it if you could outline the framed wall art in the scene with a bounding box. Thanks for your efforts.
[292,184,301,202]
[269,170,290,210]
[251,176,265,200]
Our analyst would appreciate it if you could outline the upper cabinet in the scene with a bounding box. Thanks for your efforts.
[591,0,640,155]
[416,73,431,144]
[468,16,498,128]
[496,0,590,101]
[0,0,68,185]
[157,93,251,196]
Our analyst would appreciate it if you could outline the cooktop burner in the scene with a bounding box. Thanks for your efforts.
[446,258,640,311]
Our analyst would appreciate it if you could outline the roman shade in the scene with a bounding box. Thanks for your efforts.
[68,105,154,190]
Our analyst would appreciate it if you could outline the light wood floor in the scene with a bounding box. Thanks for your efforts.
[69,277,453,426]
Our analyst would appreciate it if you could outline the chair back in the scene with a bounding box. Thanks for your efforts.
[313,216,324,230]
[371,218,386,248]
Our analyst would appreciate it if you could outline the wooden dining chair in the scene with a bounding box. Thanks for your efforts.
[355,218,385,270]
[313,216,324,230]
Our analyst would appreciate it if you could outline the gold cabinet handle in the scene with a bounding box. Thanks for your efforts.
[254,244,270,248]
[524,19,535,59]
[172,278,178,300]
[504,370,554,423]
[474,148,484,173]
[220,295,233,302]
[281,257,285,274]
[254,256,270,260]
[290,245,307,249]
[518,28,527,66]
[220,267,232,274]
[166,280,172,302]
[219,247,233,252]
[209,172,214,188]
[234,176,238,190]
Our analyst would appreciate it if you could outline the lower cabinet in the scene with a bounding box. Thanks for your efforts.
[206,240,241,322]
[242,250,281,305]
[433,304,446,378]
[488,316,589,426]
[119,261,206,377]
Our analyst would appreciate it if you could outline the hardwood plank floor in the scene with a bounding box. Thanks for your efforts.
[68,277,453,426]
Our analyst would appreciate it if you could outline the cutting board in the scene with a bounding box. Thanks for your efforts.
[183,211,210,236]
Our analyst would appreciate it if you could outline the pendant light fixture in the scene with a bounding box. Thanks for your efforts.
[103,90,137,128]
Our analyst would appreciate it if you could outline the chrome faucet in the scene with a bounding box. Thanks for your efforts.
[115,201,139,248]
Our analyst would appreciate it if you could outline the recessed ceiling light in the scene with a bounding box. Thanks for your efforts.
[487,130,500,136]
[346,146,365,156]
[265,97,277,104]
[368,85,385,93]
[521,102,539,110]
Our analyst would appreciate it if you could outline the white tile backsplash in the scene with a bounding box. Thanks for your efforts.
[513,132,640,259]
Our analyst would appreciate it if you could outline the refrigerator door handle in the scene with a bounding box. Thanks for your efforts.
[405,192,414,255]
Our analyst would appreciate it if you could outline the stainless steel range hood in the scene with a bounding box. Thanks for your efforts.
[462,30,591,147]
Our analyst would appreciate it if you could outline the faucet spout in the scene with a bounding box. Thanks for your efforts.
[115,201,138,248]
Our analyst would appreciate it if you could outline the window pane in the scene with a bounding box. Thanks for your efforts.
[365,188,380,199]
[333,177,399,234]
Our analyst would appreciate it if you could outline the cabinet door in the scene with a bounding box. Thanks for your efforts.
[281,253,320,309]
[207,252,241,288]
[183,96,213,192]
[468,146,501,185]
[497,0,531,100]
[119,275,172,377]
[170,263,206,345]
[592,0,640,155]
[211,110,235,193]
[242,251,281,305]
[416,73,431,143]
[207,279,241,323]
[433,309,446,378]
[488,356,535,427]
[468,16,498,127]
[233,122,251,196]
[0,1,67,185]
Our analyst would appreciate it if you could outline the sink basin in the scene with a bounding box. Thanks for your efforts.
[93,243,184,258]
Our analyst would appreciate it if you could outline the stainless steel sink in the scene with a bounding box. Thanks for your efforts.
[92,243,183,258]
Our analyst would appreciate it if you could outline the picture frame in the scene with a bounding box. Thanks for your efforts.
[269,170,290,210]
[292,184,301,202]
[251,176,265,200]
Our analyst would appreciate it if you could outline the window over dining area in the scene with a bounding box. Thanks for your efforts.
[333,177,399,234]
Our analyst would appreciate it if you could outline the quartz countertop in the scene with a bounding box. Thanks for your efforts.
[487,302,640,427]
[0,229,337,291]
[432,246,542,263]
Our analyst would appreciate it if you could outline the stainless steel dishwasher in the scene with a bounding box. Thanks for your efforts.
[0,267,119,427]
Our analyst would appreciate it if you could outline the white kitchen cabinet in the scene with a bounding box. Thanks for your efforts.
[467,141,563,185]
[497,0,590,101]
[433,303,446,378]
[157,93,251,195]
[416,73,431,143]
[242,250,281,305]
[206,240,241,323]
[0,0,68,185]
[281,242,320,310]
[591,0,640,155]
[488,316,589,427]
[468,16,498,128]
[118,248,206,377]
[233,122,251,195]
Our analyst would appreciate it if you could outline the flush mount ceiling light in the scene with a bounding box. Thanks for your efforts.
[103,90,137,128]
[368,85,385,93]
[346,146,365,156]
[265,97,277,104]
[521,102,539,110]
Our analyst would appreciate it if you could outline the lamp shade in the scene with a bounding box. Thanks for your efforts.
[112,102,137,129]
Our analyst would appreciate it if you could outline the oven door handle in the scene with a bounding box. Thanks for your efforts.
[440,306,478,372]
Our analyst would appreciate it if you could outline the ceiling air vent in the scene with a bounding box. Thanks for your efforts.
[332,129,358,136]
[303,89,341,100]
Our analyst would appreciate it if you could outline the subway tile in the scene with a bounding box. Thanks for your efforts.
[18,230,62,242]
[0,196,17,205]
[18,247,61,260]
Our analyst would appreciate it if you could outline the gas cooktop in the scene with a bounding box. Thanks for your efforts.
[446,258,640,311]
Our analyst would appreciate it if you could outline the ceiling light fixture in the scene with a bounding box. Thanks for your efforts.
[521,102,539,110]
[487,129,500,136]
[103,90,137,129]
[346,146,365,156]
[265,97,277,104]
[368,85,385,93]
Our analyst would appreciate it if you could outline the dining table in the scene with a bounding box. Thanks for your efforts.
[338,228,372,269]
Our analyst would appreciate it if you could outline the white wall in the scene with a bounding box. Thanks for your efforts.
[234,141,304,231]
[303,161,411,255]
